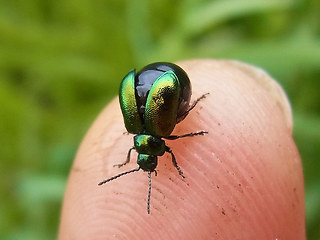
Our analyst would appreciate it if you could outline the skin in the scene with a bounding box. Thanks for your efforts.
[59,60,305,239]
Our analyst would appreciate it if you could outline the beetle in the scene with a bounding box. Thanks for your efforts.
[98,62,208,213]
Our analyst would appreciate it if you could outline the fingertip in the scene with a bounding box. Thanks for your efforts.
[59,60,305,240]
[179,59,293,132]
[170,59,305,239]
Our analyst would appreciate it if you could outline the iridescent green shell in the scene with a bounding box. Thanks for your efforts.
[144,71,180,137]
[119,70,143,134]
[119,63,189,137]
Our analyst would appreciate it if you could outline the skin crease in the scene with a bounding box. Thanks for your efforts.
[59,60,305,240]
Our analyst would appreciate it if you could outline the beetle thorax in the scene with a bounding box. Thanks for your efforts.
[134,134,166,156]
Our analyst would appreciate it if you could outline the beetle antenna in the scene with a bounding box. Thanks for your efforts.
[147,171,152,214]
[98,167,140,185]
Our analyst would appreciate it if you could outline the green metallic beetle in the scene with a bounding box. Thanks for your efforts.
[98,62,208,213]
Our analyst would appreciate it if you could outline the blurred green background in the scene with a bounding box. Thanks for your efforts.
[0,0,319,239]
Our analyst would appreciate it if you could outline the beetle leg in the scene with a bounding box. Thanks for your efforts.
[164,131,208,140]
[98,167,140,185]
[186,93,209,114]
[147,171,152,214]
[179,93,209,121]
[165,146,185,178]
[113,146,135,168]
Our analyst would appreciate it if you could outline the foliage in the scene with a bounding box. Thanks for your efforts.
[0,0,319,239]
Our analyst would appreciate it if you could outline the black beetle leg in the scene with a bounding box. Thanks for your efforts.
[164,131,208,140]
[179,93,209,121]
[98,167,140,185]
[186,93,209,114]
[165,146,185,178]
[147,171,152,214]
[113,146,135,168]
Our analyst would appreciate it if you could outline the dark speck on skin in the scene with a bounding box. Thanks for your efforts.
[222,208,226,215]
